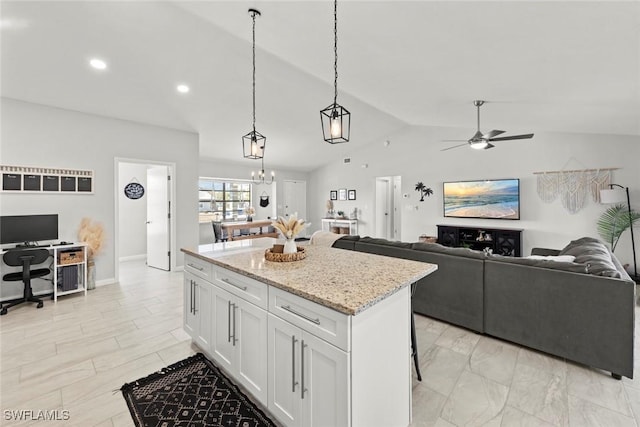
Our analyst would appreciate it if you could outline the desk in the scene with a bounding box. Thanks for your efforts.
[221,220,278,241]
[1,243,88,302]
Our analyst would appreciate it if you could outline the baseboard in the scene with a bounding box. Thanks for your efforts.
[119,254,146,262]
[96,278,116,287]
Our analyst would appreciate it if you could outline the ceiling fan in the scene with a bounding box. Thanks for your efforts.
[441,100,534,151]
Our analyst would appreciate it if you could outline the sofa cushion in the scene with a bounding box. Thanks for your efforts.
[489,254,588,274]
[411,242,487,260]
[359,236,412,249]
[559,237,622,278]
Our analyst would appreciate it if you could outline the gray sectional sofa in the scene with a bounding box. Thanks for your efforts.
[332,235,636,379]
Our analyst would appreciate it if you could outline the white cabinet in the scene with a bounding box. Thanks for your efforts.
[183,271,212,351]
[268,313,349,427]
[210,283,268,403]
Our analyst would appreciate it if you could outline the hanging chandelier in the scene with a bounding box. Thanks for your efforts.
[251,157,274,185]
[243,8,266,159]
[320,0,350,144]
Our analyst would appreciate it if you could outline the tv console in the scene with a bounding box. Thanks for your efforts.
[437,224,522,257]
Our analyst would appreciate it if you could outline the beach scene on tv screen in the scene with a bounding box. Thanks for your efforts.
[444,179,520,219]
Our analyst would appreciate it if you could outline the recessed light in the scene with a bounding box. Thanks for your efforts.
[177,84,190,94]
[89,58,107,70]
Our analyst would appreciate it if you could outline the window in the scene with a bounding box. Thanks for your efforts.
[199,179,251,222]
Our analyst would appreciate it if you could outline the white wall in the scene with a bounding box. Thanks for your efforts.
[197,158,309,244]
[308,124,640,269]
[117,162,147,259]
[0,98,199,287]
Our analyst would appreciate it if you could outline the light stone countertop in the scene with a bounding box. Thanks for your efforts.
[181,238,437,315]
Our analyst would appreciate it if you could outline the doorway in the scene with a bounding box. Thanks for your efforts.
[114,159,175,282]
[282,180,307,236]
[375,176,401,240]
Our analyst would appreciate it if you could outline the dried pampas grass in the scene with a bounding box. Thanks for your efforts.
[78,218,105,259]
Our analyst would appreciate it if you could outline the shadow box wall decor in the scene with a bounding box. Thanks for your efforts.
[1,165,94,194]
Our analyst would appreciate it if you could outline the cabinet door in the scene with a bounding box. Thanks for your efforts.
[268,314,302,427]
[494,230,521,257]
[210,285,235,372]
[183,273,198,338]
[302,332,349,427]
[437,226,458,247]
[235,298,268,403]
[194,279,212,351]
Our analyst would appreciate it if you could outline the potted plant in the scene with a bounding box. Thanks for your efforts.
[597,204,640,252]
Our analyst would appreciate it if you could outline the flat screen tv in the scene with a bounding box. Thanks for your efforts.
[443,179,520,220]
[0,214,59,245]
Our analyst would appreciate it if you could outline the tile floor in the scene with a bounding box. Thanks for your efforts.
[0,260,638,426]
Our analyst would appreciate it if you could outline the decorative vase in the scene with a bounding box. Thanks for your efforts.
[283,238,297,254]
[247,216,253,222]
[87,259,96,290]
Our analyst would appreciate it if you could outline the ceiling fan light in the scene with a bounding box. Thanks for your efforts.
[470,140,488,150]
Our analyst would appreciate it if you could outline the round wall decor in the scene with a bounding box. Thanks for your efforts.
[124,182,145,199]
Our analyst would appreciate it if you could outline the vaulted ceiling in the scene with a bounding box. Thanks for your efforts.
[2,1,638,171]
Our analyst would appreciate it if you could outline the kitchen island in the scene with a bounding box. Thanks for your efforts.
[181,238,437,427]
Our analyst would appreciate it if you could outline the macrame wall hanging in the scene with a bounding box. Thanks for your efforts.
[533,166,618,214]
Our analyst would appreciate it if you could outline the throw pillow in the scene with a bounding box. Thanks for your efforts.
[525,255,576,263]
[559,237,621,278]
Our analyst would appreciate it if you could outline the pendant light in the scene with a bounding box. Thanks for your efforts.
[251,157,274,185]
[320,0,350,144]
[243,8,266,159]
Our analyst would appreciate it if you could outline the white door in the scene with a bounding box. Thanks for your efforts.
[268,313,302,427]
[283,180,307,229]
[303,332,349,427]
[375,177,391,239]
[146,165,170,270]
[236,298,268,403]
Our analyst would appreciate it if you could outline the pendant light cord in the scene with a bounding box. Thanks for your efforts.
[252,11,257,132]
[333,0,338,106]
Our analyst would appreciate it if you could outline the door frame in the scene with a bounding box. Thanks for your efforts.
[375,176,401,240]
[114,157,176,282]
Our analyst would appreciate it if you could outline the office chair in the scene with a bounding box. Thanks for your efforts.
[212,221,228,243]
[1,249,51,315]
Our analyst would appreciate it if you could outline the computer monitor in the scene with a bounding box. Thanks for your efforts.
[0,214,59,245]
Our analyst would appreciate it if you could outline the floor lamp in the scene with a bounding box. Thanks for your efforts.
[600,184,638,283]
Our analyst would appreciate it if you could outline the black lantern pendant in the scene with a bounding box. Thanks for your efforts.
[243,9,266,159]
[320,0,350,144]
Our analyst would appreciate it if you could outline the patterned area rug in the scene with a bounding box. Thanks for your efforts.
[120,353,277,427]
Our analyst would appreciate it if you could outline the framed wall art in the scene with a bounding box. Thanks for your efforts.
[348,189,356,200]
[338,188,347,201]
[330,190,337,200]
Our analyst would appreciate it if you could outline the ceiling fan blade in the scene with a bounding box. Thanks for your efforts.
[488,133,534,142]
[482,130,505,139]
[440,143,469,152]
[484,143,495,150]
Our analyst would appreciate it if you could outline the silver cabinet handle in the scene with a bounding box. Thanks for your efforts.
[231,303,238,346]
[228,300,232,343]
[190,280,194,314]
[292,335,299,392]
[187,263,204,271]
[301,340,307,399]
[222,277,248,291]
[281,305,320,325]
[193,282,198,314]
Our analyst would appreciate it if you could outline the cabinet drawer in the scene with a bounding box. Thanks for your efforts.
[213,266,268,310]
[269,287,350,351]
[184,255,213,281]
